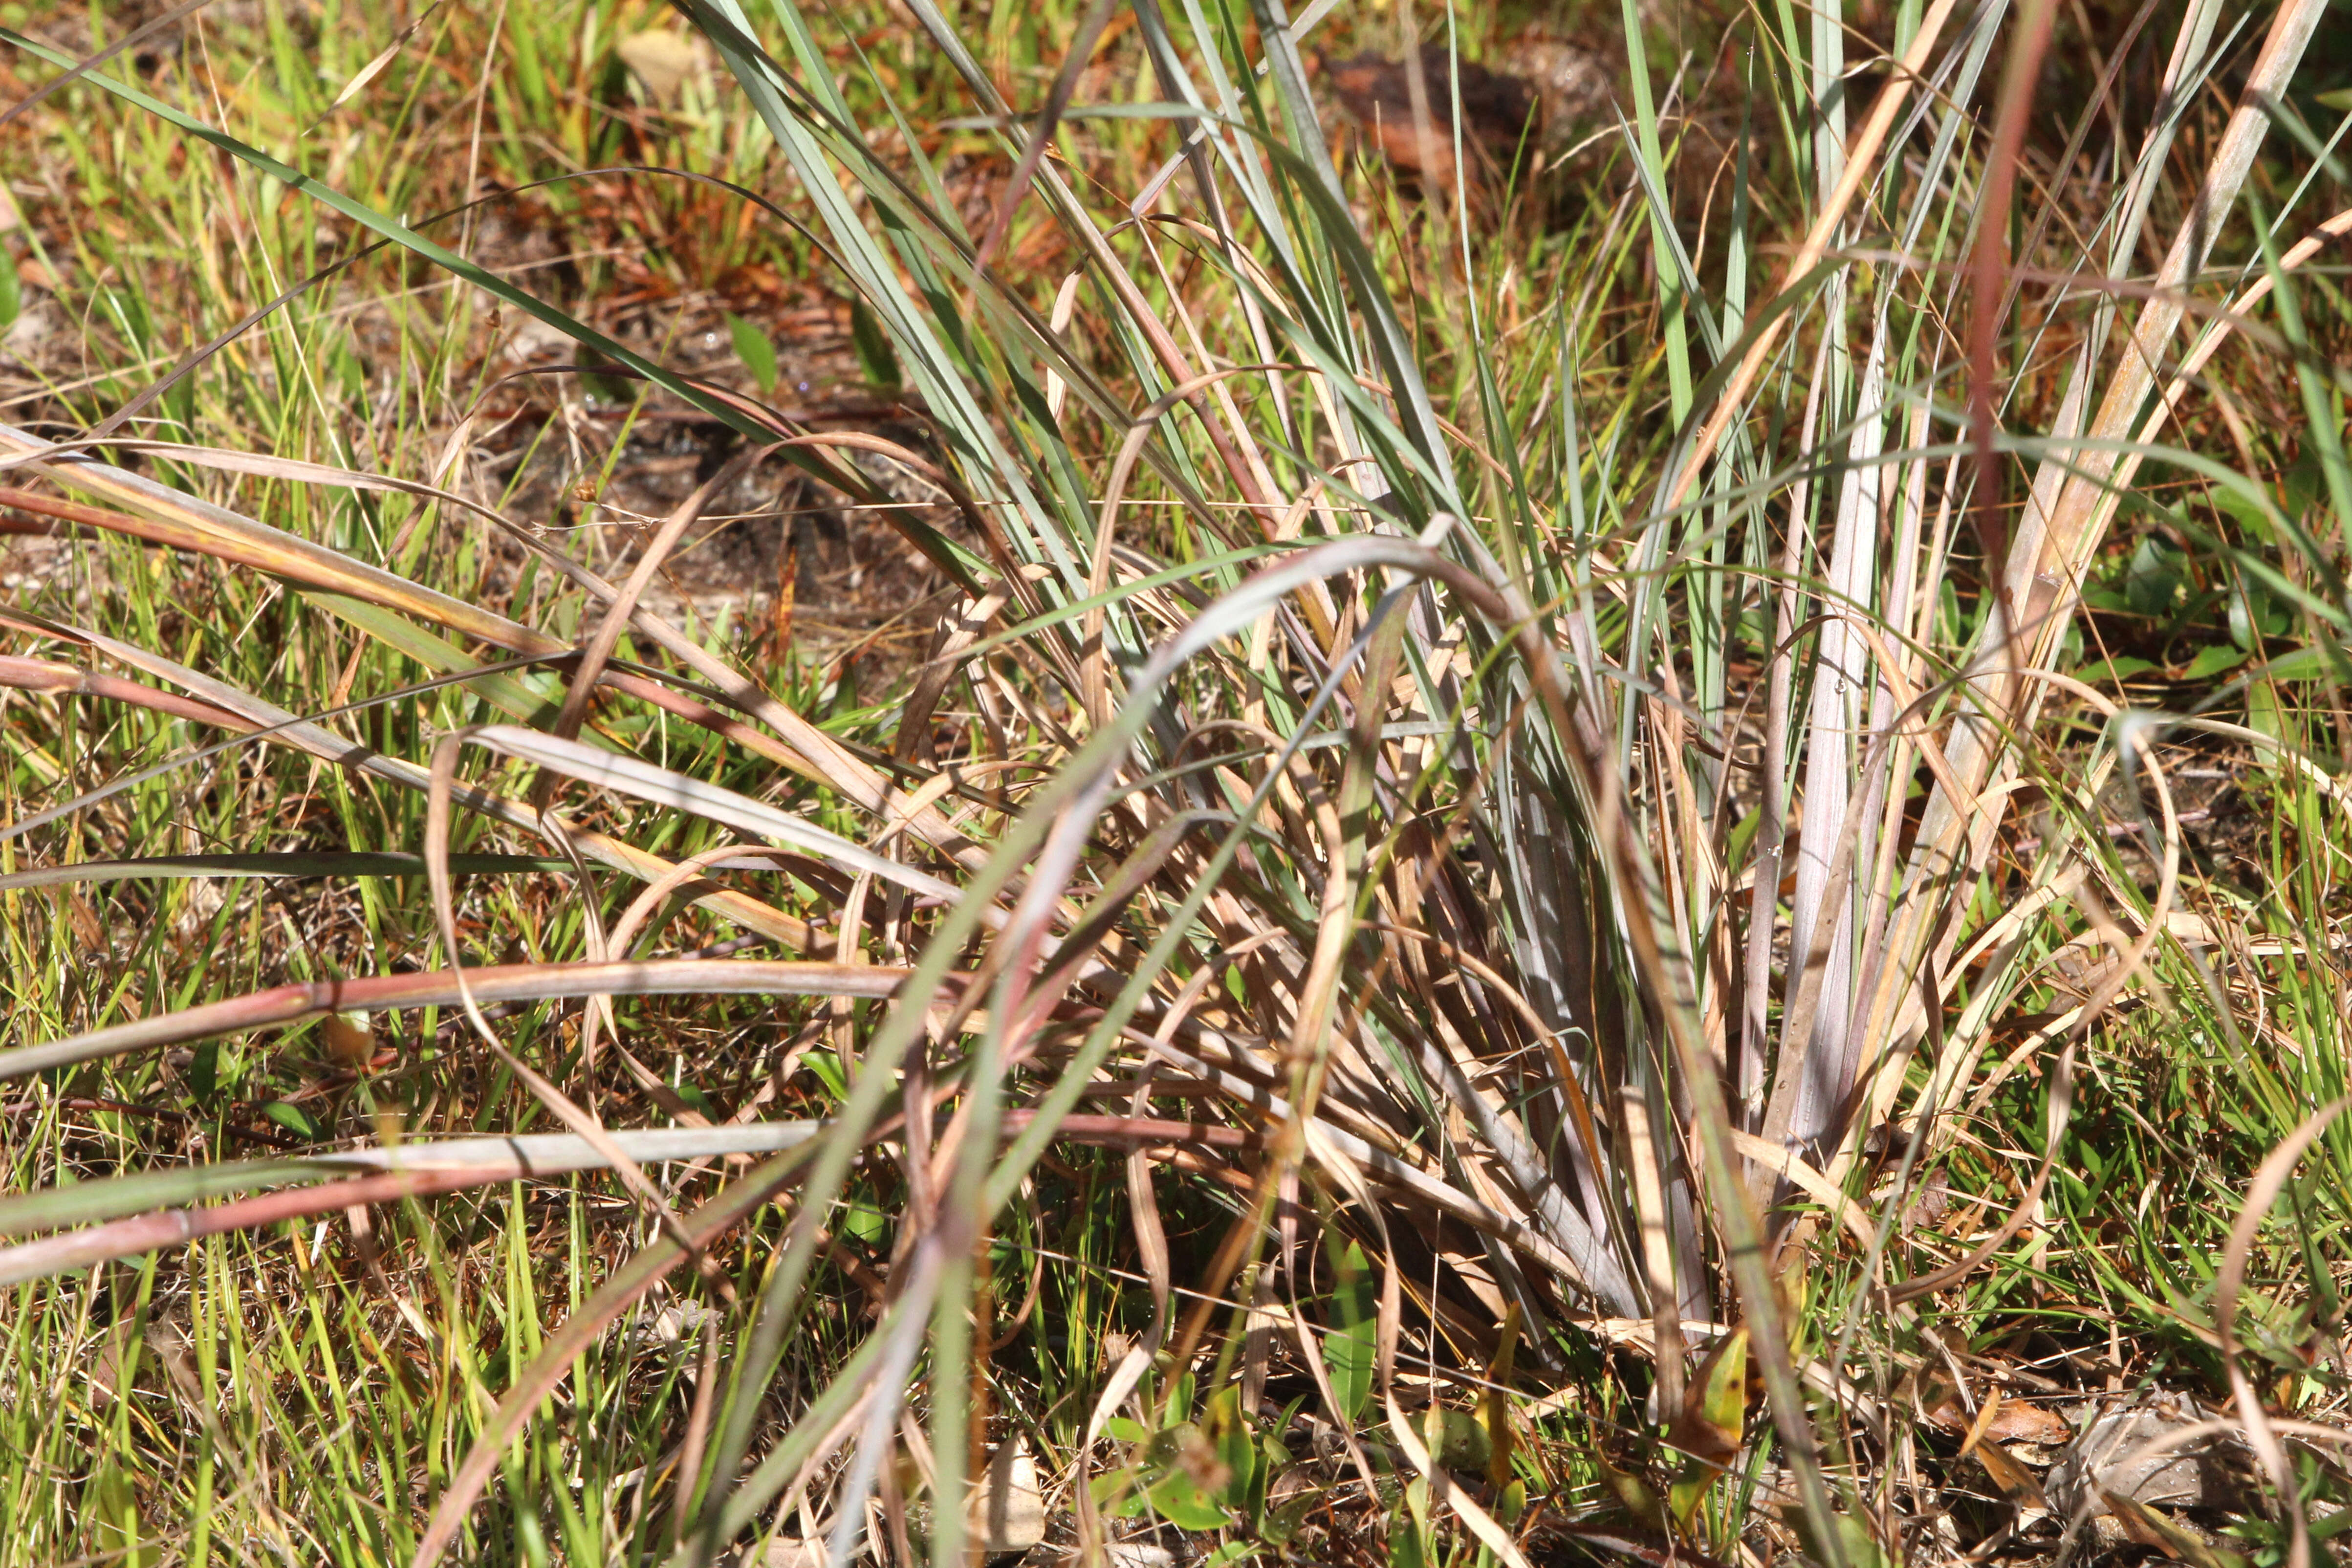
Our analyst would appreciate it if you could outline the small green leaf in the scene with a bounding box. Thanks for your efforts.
[803,1049,849,1098]
[1666,1328,1748,1526]
[1669,1472,1710,1531]
[1786,1511,1891,1568]
[2315,86,2352,112]
[2213,485,2278,544]
[1263,1493,1314,1545]
[2231,584,2264,651]
[841,1196,889,1246]
[1105,1416,1151,1444]
[1147,1470,1229,1531]
[189,1036,220,1101]
[728,312,780,395]
[1592,1442,1665,1529]
[1144,1419,1200,1467]
[2125,536,2186,617]
[1692,1328,1749,1454]
[2077,655,2159,685]
[2259,648,2330,682]
[88,1461,155,1568]
[1722,806,1764,882]
[1388,1499,1427,1568]
[849,298,902,390]
[2182,643,2249,681]
[1324,1238,1377,1423]
[1208,1386,1257,1508]
[1090,1468,1154,1520]
[1423,1408,1490,1472]
[261,1101,325,1141]
[2309,1505,2352,1542]
[1165,1370,1195,1427]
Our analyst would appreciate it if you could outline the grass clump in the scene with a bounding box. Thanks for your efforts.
[4,0,2352,1564]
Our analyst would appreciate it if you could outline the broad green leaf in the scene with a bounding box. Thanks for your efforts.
[88,1462,155,1568]
[2078,655,2160,684]
[803,1049,849,1098]
[1323,1238,1377,1422]
[849,297,902,389]
[261,1102,326,1141]
[1146,1470,1228,1531]
[1667,1323,1748,1524]
[2182,643,2249,681]
[841,1196,890,1245]
[729,312,781,394]
[1423,1407,1490,1473]
[1207,1385,1258,1510]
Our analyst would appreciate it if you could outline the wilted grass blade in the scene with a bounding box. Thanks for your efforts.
[1,958,924,1081]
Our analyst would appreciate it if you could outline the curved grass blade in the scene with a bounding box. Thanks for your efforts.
[0,852,564,894]
[0,958,926,1082]
[0,1124,829,1238]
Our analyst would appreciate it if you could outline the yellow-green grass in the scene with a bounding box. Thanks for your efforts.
[2,0,2352,1564]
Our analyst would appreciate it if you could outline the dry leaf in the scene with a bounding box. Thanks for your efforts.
[762,1538,824,1568]
[1102,1546,1173,1568]
[623,1299,720,1356]
[1926,1390,2072,1447]
[1667,1325,1749,1467]
[2104,1492,2252,1568]
[308,1,442,131]
[966,1437,1044,1555]
[615,29,706,104]
[1973,1440,2048,1509]
[323,1011,375,1069]
[2046,1402,2237,1520]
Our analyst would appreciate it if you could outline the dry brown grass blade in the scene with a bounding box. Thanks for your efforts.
[537,453,765,773]
[1656,0,1965,521]
[896,583,1011,764]
[1075,1072,1176,1564]
[1335,1116,1539,1568]
[409,1143,825,1568]
[1082,366,1291,727]
[0,466,844,797]
[1853,0,2329,1144]
[2215,1096,2352,1568]
[1886,1040,2075,1305]
[0,958,916,1081]
[0,652,253,731]
[1,605,829,949]
[0,440,529,652]
[0,1165,533,1287]
[972,0,1119,272]
[431,730,804,1288]
[2082,202,2352,552]
[2005,0,2332,648]
[0,427,987,870]
[585,845,825,1088]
